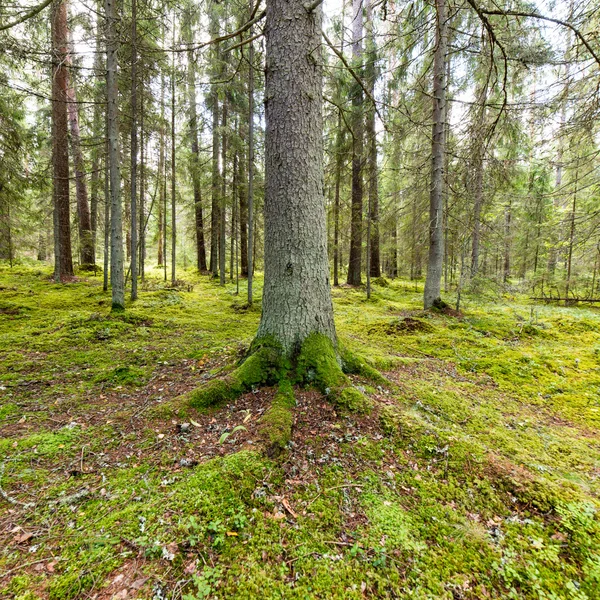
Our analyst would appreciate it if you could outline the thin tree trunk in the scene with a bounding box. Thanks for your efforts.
[333,107,342,286]
[365,0,380,279]
[51,0,73,280]
[565,167,578,300]
[219,100,227,285]
[171,43,176,286]
[184,9,207,272]
[231,148,238,280]
[257,0,336,354]
[347,0,363,286]
[238,145,249,277]
[158,71,165,268]
[247,5,255,303]
[139,72,145,282]
[423,0,448,309]
[130,0,138,300]
[103,141,109,291]
[106,0,124,309]
[503,197,512,283]
[209,8,220,278]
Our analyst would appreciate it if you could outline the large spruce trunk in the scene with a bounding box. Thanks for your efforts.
[256,0,336,355]
[51,0,74,279]
[423,0,448,309]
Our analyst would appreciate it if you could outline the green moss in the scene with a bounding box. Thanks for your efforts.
[258,379,295,456]
[0,401,19,420]
[340,346,388,384]
[296,333,371,412]
[188,341,283,409]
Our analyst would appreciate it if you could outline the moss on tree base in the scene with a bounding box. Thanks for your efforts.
[258,379,295,457]
[186,333,380,418]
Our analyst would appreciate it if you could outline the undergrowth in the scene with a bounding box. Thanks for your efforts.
[0,264,599,599]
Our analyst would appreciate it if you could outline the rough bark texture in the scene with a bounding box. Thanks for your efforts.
[365,0,380,278]
[184,14,207,273]
[247,20,255,303]
[256,0,336,356]
[51,0,74,279]
[423,0,447,309]
[106,0,124,309]
[238,145,249,277]
[130,0,138,300]
[209,9,220,278]
[346,0,363,286]
[219,101,227,285]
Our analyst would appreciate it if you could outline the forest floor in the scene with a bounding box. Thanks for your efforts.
[0,264,599,600]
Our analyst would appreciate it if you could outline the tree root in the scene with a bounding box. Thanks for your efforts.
[184,334,388,454]
[258,379,295,457]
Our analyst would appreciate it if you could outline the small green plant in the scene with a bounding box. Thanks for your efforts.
[183,566,223,600]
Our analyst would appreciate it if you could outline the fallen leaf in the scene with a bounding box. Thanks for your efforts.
[14,532,34,544]
[282,498,297,519]
[226,531,238,537]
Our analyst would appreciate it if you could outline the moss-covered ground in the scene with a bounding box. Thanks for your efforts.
[1,264,599,599]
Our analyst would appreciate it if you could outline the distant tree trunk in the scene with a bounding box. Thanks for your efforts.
[333,108,343,286]
[171,46,176,286]
[184,10,207,272]
[105,0,124,308]
[565,167,578,300]
[503,197,512,283]
[365,0,380,279]
[209,10,220,278]
[347,0,363,286]
[51,0,74,280]
[231,147,238,280]
[157,73,165,268]
[256,0,336,354]
[247,7,255,304]
[470,78,487,278]
[219,100,228,285]
[103,141,109,291]
[90,9,104,266]
[130,0,138,300]
[238,145,249,277]
[139,73,145,282]
[423,0,448,309]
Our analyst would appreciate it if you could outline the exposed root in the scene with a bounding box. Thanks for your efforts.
[258,379,295,457]
[185,333,384,418]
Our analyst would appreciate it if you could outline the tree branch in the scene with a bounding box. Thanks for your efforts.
[0,0,54,32]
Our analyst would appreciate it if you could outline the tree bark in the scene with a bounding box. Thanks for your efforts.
[238,144,249,277]
[106,0,124,309]
[365,0,380,279]
[247,7,255,303]
[209,8,220,278]
[184,10,207,272]
[219,100,227,285]
[346,0,363,286]
[51,0,73,279]
[130,0,138,300]
[423,0,448,309]
[256,0,336,355]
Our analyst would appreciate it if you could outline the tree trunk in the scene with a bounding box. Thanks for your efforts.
[503,197,512,283]
[256,0,336,355]
[139,72,145,282]
[365,0,380,279]
[219,100,227,285]
[423,0,448,309]
[171,45,176,286]
[209,9,220,278]
[106,0,124,309]
[247,7,255,303]
[470,79,487,278]
[158,72,165,268]
[184,10,207,272]
[238,145,249,277]
[51,0,74,280]
[346,0,363,286]
[130,0,138,300]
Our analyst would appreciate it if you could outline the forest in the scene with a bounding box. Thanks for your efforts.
[1,0,600,598]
